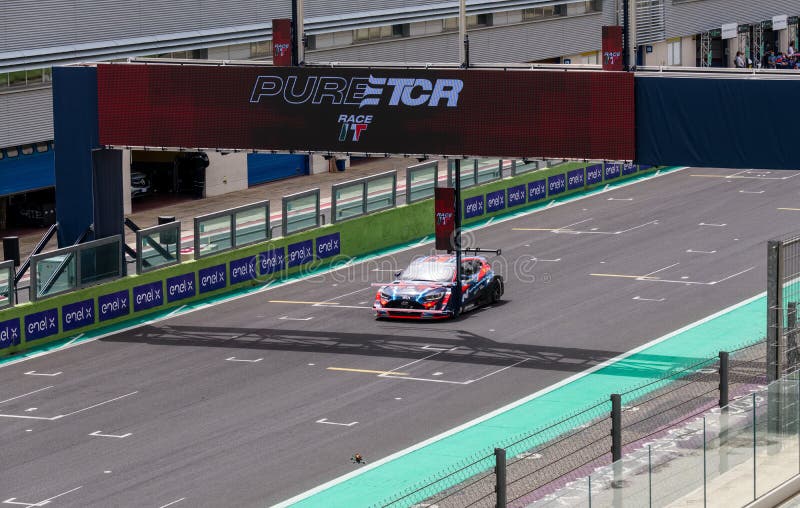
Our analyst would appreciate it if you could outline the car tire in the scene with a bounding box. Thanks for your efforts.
[489,276,504,304]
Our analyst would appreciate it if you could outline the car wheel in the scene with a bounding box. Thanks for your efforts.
[489,277,504,304]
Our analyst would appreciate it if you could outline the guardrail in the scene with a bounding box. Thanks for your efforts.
[283,189,320,236]
[331,170,397,223]
[194,200,270,259]
[136,221,181,273]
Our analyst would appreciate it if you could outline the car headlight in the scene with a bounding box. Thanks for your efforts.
[424,290,447,302]
[379,291,392,300]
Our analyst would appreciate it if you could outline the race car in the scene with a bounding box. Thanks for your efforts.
[374,254,504,319]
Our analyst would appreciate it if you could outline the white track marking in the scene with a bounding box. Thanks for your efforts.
[0,167,691,373]
[3,486,82,507]
[54,391,138,419]
[0,386,53,405]
[614,220,659,234]
[530,258,561,262]
[89,430,132,439]
[709,266,755,285]
[686,249,716,254]
[738,190,765,194]
[421,345,448,351]
[320,286,373,302]
[642,263,679,277]
[279,316,313,321]
[24,371,62,377]
[378,348,458,378]
[698,222,726,227]
[316,418,358,427]
[158,498,186,508]
[632,296,666,302]
[226,357,263,363]
[607,197,633,201]
[466,358,529,383]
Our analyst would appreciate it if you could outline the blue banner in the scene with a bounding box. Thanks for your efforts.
[621,162,637,175]
[548,174,566,196]
[230,255,258,284]
[25,308,58,341]
[167,273,196,302]
[507,185,526,207]
[586,164,603,185]
[0,318,20,348]
[133,281,163,312]
[260,247,286,275]
[288,240,313,268]
[638,164,652,171]
[486,190,506,213]
[62,298,95,331]
[604,162,621,179]
[528,179,547,202]
[316,232,341,259]
[464,195,484,218]
[199,264,227,293]
[567,168,585,190]
[99,290,130,322]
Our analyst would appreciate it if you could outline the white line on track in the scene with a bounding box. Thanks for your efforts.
[158,498,186,508]
[279,316,313,321]
[531,257,561,262]
[0,386,53,405]
[642,262,680,277]
[55,391,139,419]
[3,486,83,507]
[739,190,765,194]
[226,357,263,363]
[24,370,62,377]
[378,347,458,379]
[607,197,633,201]
[89,430,132,438]
[686,249,716,254]
[316,418,358,427]
[698,222,726,227]
[632,296,665,302]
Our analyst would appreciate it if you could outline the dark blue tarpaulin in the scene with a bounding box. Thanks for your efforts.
[636,75,800,170]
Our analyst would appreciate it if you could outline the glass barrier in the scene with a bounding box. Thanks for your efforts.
[137,221,181,274]
[511,160,540,175]
[476,159,503,184]
[366,172,396,213]
[0,260,14,308]
[283,189,320,236]
[447,159,477,188]
[332,181,365,222]
[407,161,438,203]
[195,200,270,259]
[31,235,123,300]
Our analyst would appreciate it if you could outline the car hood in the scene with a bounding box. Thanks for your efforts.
[380,282,448,297]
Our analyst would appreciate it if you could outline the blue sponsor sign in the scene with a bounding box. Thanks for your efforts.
[638,164,652,171]
[528,179,547,202]
[486,190,505,213]
[230,255,258,284]
[621,162,637,175]
[260,247,286,275]
[133,281,163,312]
[567,168,585,190]
[586,164,603,185]
[316,232,341,259]
[98,290,130,322]
[548,174,566,196]
[288,240,313,268]
[167,273,196,302]
[62,298,95,331]
[604,162,622,179]
[25,308,58,342]
[464,195,484,218]
[0,318,21,348]
[507,185,526,207]
[199,264,226,293]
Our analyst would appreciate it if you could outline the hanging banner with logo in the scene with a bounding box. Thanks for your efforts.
[435,187,456,251]
[96,64,635,160]
[602,26,624,71]
[272,19,293,67]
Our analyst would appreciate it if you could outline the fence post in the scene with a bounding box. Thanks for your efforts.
[495,447,507,508]
[719,351,729,408]
[788,302,798,371]
[611,392,623,501]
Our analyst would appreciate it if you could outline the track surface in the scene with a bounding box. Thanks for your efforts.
[0,167,797,507]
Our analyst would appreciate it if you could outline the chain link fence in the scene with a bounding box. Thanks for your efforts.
[375,339,767,508]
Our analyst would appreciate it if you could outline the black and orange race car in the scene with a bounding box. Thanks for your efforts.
[374,254,504,319]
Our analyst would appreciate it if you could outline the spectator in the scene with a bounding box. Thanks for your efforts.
[789,42,796,57]
[767,50,777,69]
[734,51,745,68]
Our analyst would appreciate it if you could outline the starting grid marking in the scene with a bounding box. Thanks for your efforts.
[590,265,754,286]
[690,169,800,180]
[0,391,138,421]
[513,218,658,236]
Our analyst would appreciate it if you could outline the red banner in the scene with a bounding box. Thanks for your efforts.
[435,187,456,251]
[602,26,624,71]
[96,64,635,160]
[272,19,293,67]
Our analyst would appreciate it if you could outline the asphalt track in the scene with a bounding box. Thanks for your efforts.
[0,167,797,508]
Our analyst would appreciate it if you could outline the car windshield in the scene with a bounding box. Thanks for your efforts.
[398,262,455,283]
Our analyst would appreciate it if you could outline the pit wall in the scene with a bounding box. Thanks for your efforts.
[0,161,662,357]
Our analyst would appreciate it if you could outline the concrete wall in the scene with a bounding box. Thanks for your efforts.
[204,151,248,197]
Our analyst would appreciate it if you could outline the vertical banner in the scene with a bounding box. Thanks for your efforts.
[435,187,456,251]
[272,19,293,67]
[602,26,624,71]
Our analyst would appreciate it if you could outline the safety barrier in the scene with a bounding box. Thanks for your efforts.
[0,160,664,356]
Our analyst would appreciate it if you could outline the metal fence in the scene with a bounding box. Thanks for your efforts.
[194,200,270,259]
[331,170,397,223]
[376,340,768,508]
[282,189,320,236]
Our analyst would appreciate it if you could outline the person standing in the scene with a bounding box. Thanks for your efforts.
[734,51,745,68]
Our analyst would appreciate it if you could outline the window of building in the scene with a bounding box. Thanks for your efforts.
[0,150,4,161]
[354,24,408,42]
[6,147,18,158]
[667,38,682,65]
[443,14,493,31]
[522,5,566,21]
[250,40,273,58]
[582,52,599,64]
[21,145,34,155]
[35,142,49,153]
[583,0,602,13]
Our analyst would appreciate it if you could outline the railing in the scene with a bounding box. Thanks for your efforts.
[282,189,320,236]
[136,221,181,273]
[30,235,124,301]
[406,161,438,203]
[0,260,14,309]
[194,200,270,259]
[331,170,397,223]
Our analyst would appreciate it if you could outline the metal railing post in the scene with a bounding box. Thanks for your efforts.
[495,448,506,508]
[719,351,729,408]
[611,392,623,504]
